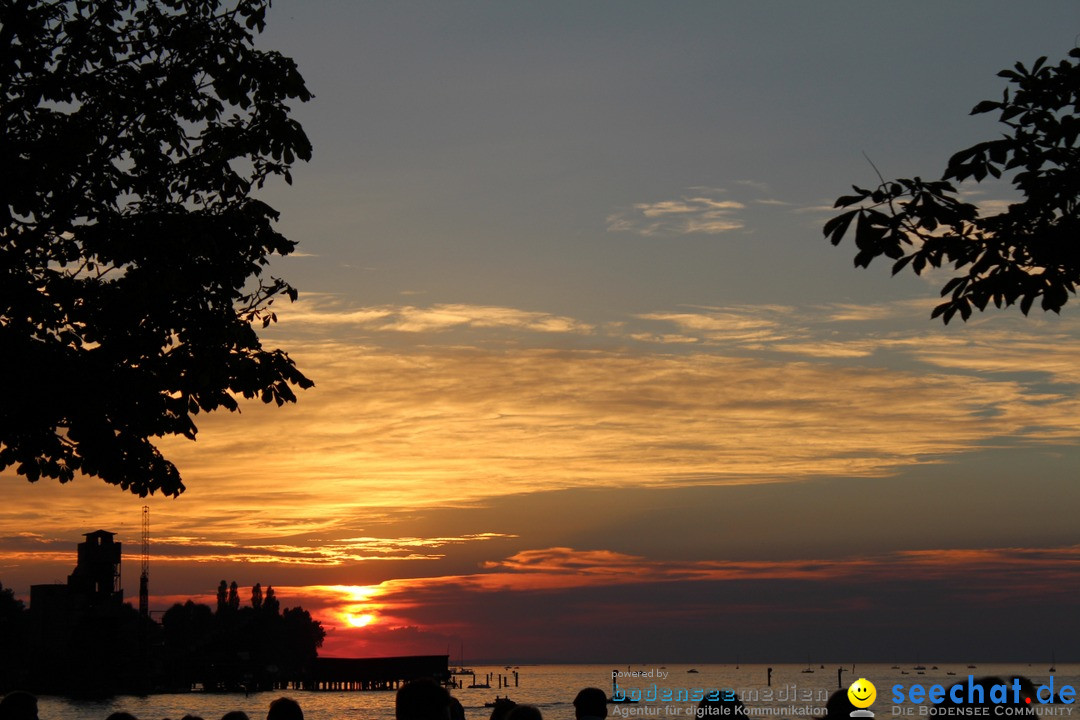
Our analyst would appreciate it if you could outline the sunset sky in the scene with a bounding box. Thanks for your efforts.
[3,1,1080,663]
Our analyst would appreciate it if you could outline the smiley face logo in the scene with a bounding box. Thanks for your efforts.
[848,678,877,709]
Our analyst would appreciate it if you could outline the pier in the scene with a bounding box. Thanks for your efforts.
[304,654,450,691]
[292,655,451,691]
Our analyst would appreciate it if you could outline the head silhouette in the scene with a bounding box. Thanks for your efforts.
[506,706,542,720]
[573,688,608,720]
[489,698,516,720]
[824,689,857,720]
[396,679,452,720]
[267,697,303,720]
[0,692,37,720]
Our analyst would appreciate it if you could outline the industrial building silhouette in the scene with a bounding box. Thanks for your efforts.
[28,531,126,669]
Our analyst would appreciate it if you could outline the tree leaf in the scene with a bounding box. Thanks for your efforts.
[826,49,1080,325]
[823,209,858,245]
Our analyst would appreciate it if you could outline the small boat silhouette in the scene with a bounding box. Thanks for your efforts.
[611,672,638,703]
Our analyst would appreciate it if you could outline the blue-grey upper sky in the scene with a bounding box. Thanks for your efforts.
[255,1,1079,318]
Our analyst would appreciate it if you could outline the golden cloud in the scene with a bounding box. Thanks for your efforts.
[151,340,1080,515]
[275,297,593,335]
[607,194,747,235]
[4,301,1080,579]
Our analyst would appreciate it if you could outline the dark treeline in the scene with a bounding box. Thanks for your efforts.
[162,581,326,692]
[0,583,31,692]
[0,580,324,697]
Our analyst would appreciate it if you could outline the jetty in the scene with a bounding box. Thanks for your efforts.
[289,655,451,691]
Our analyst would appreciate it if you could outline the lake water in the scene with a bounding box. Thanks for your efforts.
[33,663,1080,720]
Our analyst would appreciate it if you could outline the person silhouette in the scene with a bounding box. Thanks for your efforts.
[267,697,303,720]
[0,692,37,720]
[488,698,516,720]
[506,705,542,720]
[823,689,857,720]
[396,679,452,720]
[573,688,608,720]
[448,696,467,720]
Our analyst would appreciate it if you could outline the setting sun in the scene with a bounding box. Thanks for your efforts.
[345,613,375,628]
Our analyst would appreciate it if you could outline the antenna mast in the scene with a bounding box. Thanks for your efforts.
[139,505,149,619]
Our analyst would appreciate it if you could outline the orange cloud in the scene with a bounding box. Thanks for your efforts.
[0,532,516,570]
[151,340,1075,517]
[275,297,593,335]
[4,298,1080,633]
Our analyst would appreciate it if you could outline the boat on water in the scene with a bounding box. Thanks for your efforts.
[611,674,639,703]
[450,643,474,675]
[451,643,477,677]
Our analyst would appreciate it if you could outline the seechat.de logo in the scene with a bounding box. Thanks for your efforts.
[848,678,878,718]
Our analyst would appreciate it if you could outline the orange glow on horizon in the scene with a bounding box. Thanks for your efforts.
[253,544,1080,658]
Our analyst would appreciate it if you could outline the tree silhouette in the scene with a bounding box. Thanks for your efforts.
[228,580,240,612]
[161,599,218,690]
[161,582,324,691]
[0,582,29,691]
[264,584,279,615]
[825,49,1080,323]
[0,0,314,496]
[217,579,228,614]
